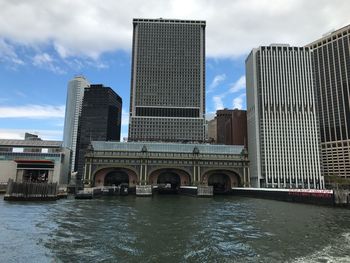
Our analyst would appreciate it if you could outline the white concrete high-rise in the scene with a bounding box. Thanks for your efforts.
[246,45,324,189]
[63,75,90,172]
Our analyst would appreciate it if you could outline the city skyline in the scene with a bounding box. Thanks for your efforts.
[1,1,350,141]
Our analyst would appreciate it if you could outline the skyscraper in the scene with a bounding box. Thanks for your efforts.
[307,25,350,179]
[246,45,323,189]
[62,75,89,172]
[76,84,122,181]
[128,18,206,142]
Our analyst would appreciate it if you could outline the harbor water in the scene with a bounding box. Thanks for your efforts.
[1,195,350,262]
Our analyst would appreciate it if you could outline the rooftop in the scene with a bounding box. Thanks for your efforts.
[0,139,62,148]
[91,141,244,155]
[133,18,206,25]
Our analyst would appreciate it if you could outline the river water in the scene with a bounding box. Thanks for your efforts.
[1,195,350,263]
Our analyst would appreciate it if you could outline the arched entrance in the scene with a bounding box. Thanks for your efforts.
[149,168,191,194]
[157,171,181,190]
[104,171,129,186]
[93,167,138,188]
[203,170,241,194]
[208,173,231,194]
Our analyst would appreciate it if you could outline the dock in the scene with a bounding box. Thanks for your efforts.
[4,179,58,201]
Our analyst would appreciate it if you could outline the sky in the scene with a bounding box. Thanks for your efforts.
[0,0,349,141]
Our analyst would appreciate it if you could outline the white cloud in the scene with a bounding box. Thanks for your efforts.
[32,53,65,74]
[229,76,246,93]
[0,38,24,66]
[0,128,62,140]
[0,1,349,59]
[233,93,246,109]
[208,74,226,93]
[0,105,65,119]
[210,75,246,110]
[213,96,224,110]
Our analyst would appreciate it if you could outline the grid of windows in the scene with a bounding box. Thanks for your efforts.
[129,117,204,142]
[307,25,350,178]
[129,18,205,142]
[246,46,323,189]
[136,107,199,117]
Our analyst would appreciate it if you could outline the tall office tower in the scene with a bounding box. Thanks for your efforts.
[307,25,350,179]
[246,45,323,189]
[63,76,90,172]
[76,84,122,181]
[216,109,247,146]
[128,18,206,142]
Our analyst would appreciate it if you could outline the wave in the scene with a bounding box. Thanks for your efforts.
[292,232,350,263]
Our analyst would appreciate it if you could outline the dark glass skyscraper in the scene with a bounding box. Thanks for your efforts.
[307,25,350,178]
[128,18,206,142]
[76,84,122,182]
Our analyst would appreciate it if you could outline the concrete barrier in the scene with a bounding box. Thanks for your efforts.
[197,186,213,197]
[136,185,153,196]
[232,187,334,206]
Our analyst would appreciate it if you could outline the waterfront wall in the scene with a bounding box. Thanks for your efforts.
[232,188,335,206]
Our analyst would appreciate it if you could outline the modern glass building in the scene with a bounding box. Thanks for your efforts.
[62,75,90,173]
[76,84,122,180]
[128,18,206,142]
[246,45,324,189]
[307,25,350,179]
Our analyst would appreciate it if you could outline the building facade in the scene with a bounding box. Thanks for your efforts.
[307,25,350,179]
[0,138,70,187]
[83,142,249,193]
[207,118,217,143]
[216,109,247,146]
[63,75,90,173]
[246,45,323,189]
[128,18,206,142]
[76,84,122,181]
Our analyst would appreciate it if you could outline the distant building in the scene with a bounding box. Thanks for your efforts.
[62,76,90,173]
[76,84,122,182]
[246,45,323,189]
[128,18,206,142]
[0,136,69,187]
[307,25,350,179]
[23,133,42,153]
[216,109,247,146]
[207,118,217,143]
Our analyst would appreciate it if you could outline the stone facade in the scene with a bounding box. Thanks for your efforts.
[83,142,249,191]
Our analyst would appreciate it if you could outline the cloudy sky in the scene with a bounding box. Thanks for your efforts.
[0,0,349,140]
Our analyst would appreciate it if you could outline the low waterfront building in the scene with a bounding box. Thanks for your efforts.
[0,138,70,188]
[83,142,249,193]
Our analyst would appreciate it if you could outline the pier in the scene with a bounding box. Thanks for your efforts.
[4,179,58,201]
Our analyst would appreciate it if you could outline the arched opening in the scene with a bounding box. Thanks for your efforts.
[156,171,181,194]
[104,171,129,186]
[208,173,231,194]
[94,167,138,188]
